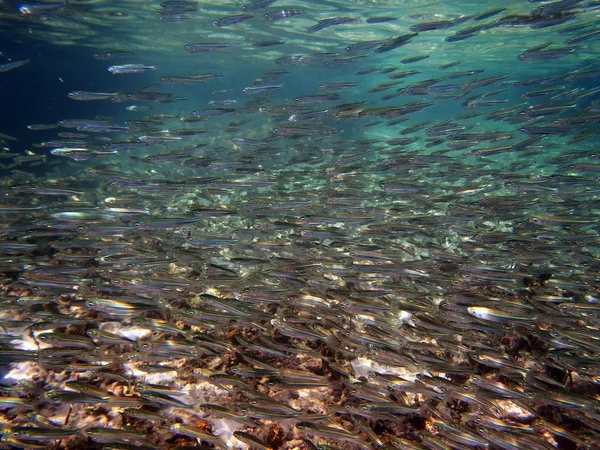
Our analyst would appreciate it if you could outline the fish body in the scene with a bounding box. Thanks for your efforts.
[19,2,64,14]
[306,17,358,34]
[0,59,30,72]
[214,14,253,27]
[108,64,156,74]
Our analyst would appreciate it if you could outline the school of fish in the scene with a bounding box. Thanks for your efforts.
[0,0,600,449]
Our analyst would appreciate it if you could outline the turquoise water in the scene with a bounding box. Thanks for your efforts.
[0,0,599,449]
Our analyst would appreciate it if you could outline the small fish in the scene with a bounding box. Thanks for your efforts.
[264,10,303,21]
[297,422,369,448]
[51,211,116,222]
[366,16,396,23]
[108,64,156,74]
[209,99,237,106]
[8,426,79,440]
[345,40,385,53]
[242,84,283,95]
[411,19,457,32]
[10,185,84,196]
[214,14,253,27]
[200,403,247,420]
[67,91,118,101]
[518,47,577,61]
[565,29,600,45]
[37,332,97,349]
[233,431,273,450]
[294,93,340,104]
[191,108,235,118]
[231,137,263,146]
[375,33,418,53]
[439,61,461,69]
[242,0,278,12]
[125,105,151,111]
[320,82,358,91]
[0,397,33,410]
[401,55,430,64]
[64,381,113,399]
[0,59,31,73]
[254,40,284,47]
[306,17,359,34]
[87,328,137,346]
[529,215,595,227]
[473,7,506,20]
[93,51,133,60]
[85,427,153,445]
[184,42,229,53]
[170,423,225,447]
[44,390,108,404]
[19,2,65,15]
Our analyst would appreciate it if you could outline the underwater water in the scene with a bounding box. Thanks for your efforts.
[1,0,600,448]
